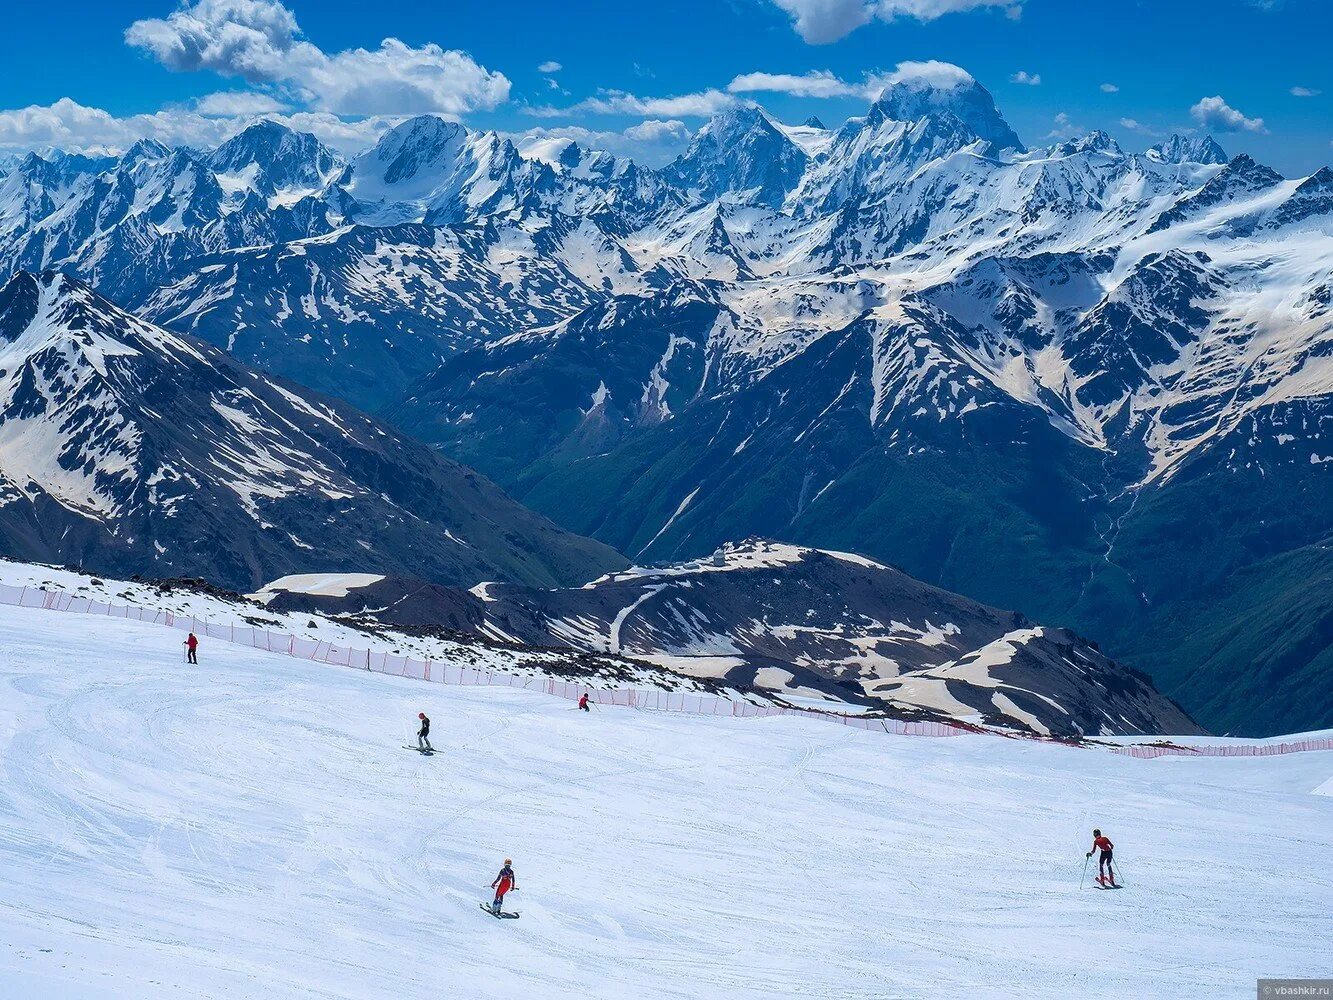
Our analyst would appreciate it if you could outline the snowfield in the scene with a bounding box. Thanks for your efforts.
[0,601,1328,999]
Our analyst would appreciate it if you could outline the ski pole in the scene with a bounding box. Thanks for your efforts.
[1080,854,1090,889]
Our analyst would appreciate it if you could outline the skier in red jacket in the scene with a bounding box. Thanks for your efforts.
[578,693,590,712]
[490,859,517,914]
[1087,829,1117,887]
[184,632,199,664]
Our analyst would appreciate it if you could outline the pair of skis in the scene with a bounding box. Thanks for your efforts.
[1082,854,1125,890]
[402,746,434,755]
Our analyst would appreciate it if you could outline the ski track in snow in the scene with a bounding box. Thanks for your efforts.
[0,602,1329,999]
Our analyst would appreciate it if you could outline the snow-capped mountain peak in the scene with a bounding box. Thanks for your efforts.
[0,269,174,364]
[1148,133,1229,165]
[337,115,538,226]
[662,106,808,207]
[120,138,173,167]
[1050,130,1123,158]
[209,120,343,204]
[866,71,1025,153]
[347,115,471,190]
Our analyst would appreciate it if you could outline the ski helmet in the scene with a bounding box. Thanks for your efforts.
[419,712,426,719]
[1093,829,1101,837]
[504,858,512,865]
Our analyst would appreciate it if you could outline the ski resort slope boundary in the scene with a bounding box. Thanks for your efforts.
[1,580,1329,757]
[0,599,1330,999]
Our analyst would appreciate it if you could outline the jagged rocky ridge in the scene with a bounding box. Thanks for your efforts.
[0,270,624,591]
[256,539,1203,738]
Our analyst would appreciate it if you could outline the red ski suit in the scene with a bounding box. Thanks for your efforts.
[492,866,515,903]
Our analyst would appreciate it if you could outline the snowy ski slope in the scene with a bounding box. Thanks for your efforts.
[0,601,1329,999]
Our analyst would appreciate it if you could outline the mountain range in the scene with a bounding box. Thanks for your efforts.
[0,68,1328,735]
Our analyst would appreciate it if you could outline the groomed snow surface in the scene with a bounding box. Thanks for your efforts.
[0,602,1329,1000]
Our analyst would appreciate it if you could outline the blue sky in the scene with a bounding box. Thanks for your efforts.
[1,0,1328,173]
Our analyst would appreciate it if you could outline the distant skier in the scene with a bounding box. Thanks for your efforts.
[490,859,517,914]
[1087,828,1117,887]
[184,632,199,664]
[416,712,433,752]
[578,693,591,712]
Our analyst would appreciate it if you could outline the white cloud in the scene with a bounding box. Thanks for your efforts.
[769,0,1023,44]
[1045,111,1085,139]
[1189,95,1267,134]
[0,96,396,156]
[274,111,401,151]
[0,98,225,152]
[1100,83,1119,94]
[537,61,562,74]
[1118,117,1164,137]
[769,0,873,43]
[194,90,289,116]
[125,0,510,116]
[1290,86,1320,98]
[530,89,739,118]
[511,120,692,167]
[726,63,974,101]
[622,119,692,143]
[727,71,864,99]
[125,0,302,83]
[879,60,975,91]
[632,61,978,115]
[300,38,509,115]
[1010,71,1041,86]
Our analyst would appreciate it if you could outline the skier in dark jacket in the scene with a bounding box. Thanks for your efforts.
[491,859,517,914]
[184,632,199,664]
[416,712,433,752]
[1087,829,1117,887]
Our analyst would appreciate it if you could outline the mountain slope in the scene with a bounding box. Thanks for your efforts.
[0,270,624,590]
[391,286,721,484]
[1,595,1327,998]
[133,221,613,410]
[252,539,1201,737]
[469,540,1202,737]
